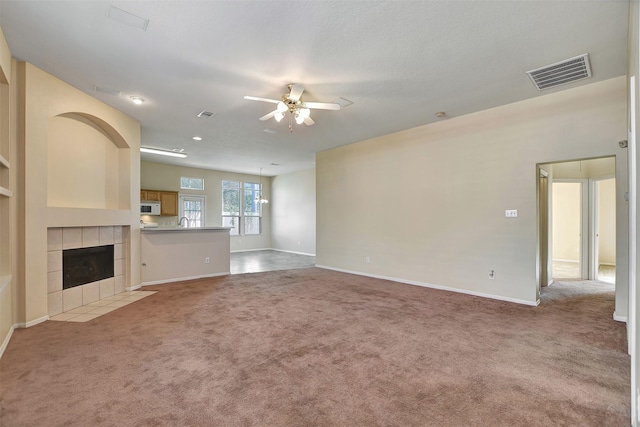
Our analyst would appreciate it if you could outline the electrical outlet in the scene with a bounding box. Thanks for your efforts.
[505,210,518,218]
[365,256,370,264]
[205,257,210,264]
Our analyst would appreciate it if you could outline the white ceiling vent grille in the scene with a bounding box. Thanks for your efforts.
[526,53,592,91]
[197,110,216,118]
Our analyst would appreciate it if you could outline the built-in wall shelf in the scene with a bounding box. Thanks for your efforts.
[0,186,11,198]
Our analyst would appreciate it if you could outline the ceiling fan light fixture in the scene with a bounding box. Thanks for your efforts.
[274,112,285,122]
[295,114,305,125]
[299,107,311,118]
[276,101,288,113]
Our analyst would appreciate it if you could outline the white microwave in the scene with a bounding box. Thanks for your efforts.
[140,201,161,215]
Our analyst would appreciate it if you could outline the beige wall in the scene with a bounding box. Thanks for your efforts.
[141,161,271,252]
[552,157,616,179]
[271,168,316,255]
[16,62,140,326]
[598,178,616,265]
[47,115,124,209]
[317,77,627,305]
[140,230,230,285]
[552,182,582,262]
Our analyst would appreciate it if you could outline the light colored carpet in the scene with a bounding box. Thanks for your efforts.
[0,269,629,426]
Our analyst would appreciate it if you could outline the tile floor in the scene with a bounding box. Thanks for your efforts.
[49,290,156,322]
[231,250,316,274]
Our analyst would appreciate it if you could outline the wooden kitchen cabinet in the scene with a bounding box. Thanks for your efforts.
[141,189,178,216]
[141,190,161,201]
[160,191,178,216]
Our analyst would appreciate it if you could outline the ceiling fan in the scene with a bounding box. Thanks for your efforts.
[244,84,340,132]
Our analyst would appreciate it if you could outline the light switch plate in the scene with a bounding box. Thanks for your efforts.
[505,209,518,218]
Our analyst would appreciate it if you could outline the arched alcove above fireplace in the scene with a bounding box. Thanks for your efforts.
[47,112,131,210]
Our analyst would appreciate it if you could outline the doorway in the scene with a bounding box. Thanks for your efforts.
[538,157,616,285]
[551,180,587,280]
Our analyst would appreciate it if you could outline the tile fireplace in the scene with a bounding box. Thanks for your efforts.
[47,226,129,316]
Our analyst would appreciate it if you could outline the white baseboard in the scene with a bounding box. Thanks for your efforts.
[599,262,616,267]
[1,314,52,360]
[553,259,579,264]
[16,315,49,328]
[230,248,271,253]
[613,312,627,323]
[270,248,316,257]
[126,284,142,291]
[316,265,539,307]
[0,324,15,360]
[141,272,230,287]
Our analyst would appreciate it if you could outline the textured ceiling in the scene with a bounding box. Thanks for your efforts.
[0,1,629,176]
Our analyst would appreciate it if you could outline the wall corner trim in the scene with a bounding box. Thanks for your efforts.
[315,265,540,307]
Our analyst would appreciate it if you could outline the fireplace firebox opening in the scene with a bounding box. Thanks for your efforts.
[63,245,114,290]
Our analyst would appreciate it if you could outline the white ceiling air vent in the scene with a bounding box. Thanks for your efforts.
[93,85,121,97]
[197,110,216,118]
[526,53,592,91]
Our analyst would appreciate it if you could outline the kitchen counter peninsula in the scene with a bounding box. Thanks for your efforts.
[141,226,231,233]
[140,227,231,285]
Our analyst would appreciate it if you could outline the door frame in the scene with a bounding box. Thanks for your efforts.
[589,175,615,281]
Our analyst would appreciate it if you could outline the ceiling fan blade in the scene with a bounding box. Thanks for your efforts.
[305,102,341,110]
[259,110,277,121]
[288,84,305,101]
[244,95,280,104]
[304,116,315,126]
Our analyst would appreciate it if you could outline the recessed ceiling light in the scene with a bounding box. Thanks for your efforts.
[130,96,145,105]
[270,163,280,166]
[140,147,187,158]
[192,136,202,141]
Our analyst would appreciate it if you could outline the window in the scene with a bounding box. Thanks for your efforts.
[222,181,240,235]
[222,180,263,236]
[179,195,205,227]
[243,182,262,235]
[180,176,204,191]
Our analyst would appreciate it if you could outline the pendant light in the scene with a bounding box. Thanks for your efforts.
[255,168,269,204]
